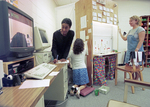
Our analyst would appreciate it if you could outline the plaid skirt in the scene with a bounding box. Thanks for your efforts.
[73,68,89,85]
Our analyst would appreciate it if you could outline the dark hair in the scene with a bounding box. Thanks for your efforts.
[73,38,84,54]
[61,18,72,27]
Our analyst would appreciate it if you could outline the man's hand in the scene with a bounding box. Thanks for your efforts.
[60,59,66,62]
[53,59,58,64]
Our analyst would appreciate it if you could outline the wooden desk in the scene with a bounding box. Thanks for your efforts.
[0,63,66,107]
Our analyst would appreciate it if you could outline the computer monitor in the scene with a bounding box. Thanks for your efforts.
[0,1,34,61]
[34,27,50,52]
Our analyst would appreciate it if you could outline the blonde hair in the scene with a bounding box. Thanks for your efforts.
[130,15,141,25]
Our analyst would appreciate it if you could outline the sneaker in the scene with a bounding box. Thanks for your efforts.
[76,88,80,99]
[76,91,80,99]
[70,87,76,96]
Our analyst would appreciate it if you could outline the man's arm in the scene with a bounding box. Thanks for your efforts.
[62,34,74,59]
[51,33,57,59]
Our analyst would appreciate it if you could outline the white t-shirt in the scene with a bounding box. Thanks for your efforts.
[68,49,86,70]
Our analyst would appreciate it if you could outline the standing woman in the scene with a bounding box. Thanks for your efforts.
[51,18,74,63]
[119,15,145,79]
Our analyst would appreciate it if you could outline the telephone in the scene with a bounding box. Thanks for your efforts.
[2,74,26,87]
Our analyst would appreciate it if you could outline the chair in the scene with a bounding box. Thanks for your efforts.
[115,51,145,94]
[107,79,150,107]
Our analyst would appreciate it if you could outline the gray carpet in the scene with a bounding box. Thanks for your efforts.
[45,68,150,107]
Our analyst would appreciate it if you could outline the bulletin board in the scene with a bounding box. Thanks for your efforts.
[75,0,118,85]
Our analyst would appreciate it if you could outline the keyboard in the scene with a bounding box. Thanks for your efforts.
[24,63,57,79]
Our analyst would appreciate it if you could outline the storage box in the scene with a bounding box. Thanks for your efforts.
[99,85,110,94]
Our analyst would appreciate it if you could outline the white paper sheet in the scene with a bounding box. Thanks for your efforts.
[49,72,59,76]
[107,13,110,16]
[110,17,113,21]
[57,60,69,64]
[99,6,103,10]
[88,29,92,33]
[98,18,101,22]
[92,1,96,5]
[138,52,142,62]
[102,18,106,22]
[80,30,86,41]
[114,14,117,18]
[19,79,50,89]
[93,12,97,17]
[93,16,97,21]
[133,52,138,66]
[98,13,102,17]
[93,5,97,10]
[80,15,87,29]
[103,6,106,11]
[106,8,109,12]
[86,36,89,39]
[114,18,117,21]
[103,11,106,16]
[110,9,113,13]
[84,41,88,55]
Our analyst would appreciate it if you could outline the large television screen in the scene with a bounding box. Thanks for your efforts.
[9,9,33,47]
[0,1,34,61]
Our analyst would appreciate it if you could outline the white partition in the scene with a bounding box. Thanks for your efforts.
[92,21,118,54]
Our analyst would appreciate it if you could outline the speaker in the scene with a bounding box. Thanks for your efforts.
[0,60,4,90]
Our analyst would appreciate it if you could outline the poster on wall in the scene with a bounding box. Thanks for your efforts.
[6,0,18,8]
[80,15,87,29]
[96,0,106,5]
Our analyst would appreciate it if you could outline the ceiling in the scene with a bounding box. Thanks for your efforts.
[53,0,79,6]
[53,0,150,6]
[54,0,79,6]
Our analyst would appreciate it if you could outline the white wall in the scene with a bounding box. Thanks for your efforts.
[55,2,77,50]
[55,3,76,38]
[17,0,57,49]
[113,0,150,64]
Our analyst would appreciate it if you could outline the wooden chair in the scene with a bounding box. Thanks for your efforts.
[115,51,145,94]
[107,79,150,107]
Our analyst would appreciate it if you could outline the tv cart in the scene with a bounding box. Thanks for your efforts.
[3,56,35,75]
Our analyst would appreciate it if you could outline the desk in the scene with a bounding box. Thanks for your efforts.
[0,63,67,107]
[93,52,120,86]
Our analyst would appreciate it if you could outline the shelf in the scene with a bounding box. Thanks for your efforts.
[142,21,147,23]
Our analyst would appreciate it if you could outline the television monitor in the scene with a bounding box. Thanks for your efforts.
[34,27,50,52]
[0,1,34,61]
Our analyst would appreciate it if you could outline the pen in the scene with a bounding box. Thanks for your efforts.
[56,55,59,60]
[0,90,3,95]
